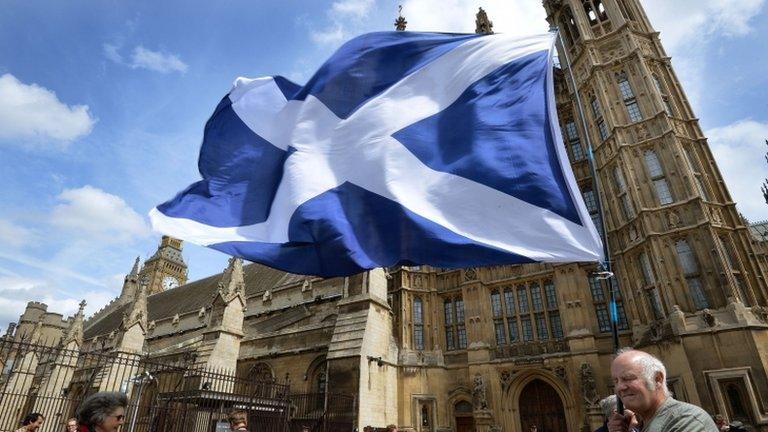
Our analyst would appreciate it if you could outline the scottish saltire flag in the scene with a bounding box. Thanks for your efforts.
[150,31,603,277]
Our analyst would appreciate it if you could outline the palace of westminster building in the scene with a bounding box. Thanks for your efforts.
[4,1,768,431]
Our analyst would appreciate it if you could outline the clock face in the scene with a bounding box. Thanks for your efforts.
[162,276,180,290]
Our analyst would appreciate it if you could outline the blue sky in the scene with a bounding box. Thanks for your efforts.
[0,0,767,328]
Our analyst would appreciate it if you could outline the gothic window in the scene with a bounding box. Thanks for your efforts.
[682,146,710,200]
[491,280,562,345]
[491,290,506,345]
[719,235,750,304]
[583,1,598,25]
[590,96,609,141]
[589,275,630,333]
[644,149,674,205]
[616,0,636,21]
[582,189,604,237]
[674,239,710,310]
[617,72,643,123]
[413,296,424,350]
[613,166,634,220]
[444,297,467,350]
[639,251,664,318]
[653,75,675,116]
[563,6,580,42]
[564,120,585,161]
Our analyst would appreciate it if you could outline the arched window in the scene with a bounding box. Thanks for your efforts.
[248,362,274,383]
[674,239,709,310]
[413,297,424,350]
[616,72,642,123]
[444,297,467,350]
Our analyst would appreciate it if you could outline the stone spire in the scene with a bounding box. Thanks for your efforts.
[394,5,407,31]
[216,257,246,302]
[475,7,494,34]
[62,300,86,346]
[121,282,147,331]
[120,256,141,300]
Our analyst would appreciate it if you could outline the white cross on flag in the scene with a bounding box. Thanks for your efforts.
[150,31,603,276]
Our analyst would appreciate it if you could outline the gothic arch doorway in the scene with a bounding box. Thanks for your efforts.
[518,379,567,432]
[453,400,474,432]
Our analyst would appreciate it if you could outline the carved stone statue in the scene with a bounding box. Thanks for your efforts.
[472,373,489,410]
[475,8,494,35]
[579,363,598,404]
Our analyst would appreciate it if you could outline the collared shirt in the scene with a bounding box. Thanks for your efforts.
[641,398,718,432]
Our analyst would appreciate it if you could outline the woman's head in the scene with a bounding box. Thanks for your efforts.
[76,392,128,432]
[21,413,44,431]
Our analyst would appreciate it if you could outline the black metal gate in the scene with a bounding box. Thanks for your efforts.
[0,339,353,432]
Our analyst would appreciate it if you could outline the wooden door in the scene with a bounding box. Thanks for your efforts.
[518,379,568,432]
[455,416,475,432]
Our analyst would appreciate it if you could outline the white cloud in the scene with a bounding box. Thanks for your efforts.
[0,74,95,148]
[50,185,150,242]
[0,219,36,248]
[311,0,376,46]
[104,44,188,74]
[103,43,123,63]
[0,279,115,329]
[707,119,768,222]
[643,0,765,110]
[331,0,374,18]
[644,0,765,52]
[400,0,546,35]
[130,46,188,74]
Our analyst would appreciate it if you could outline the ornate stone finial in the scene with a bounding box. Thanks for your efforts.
[78,299,87,313]
[394,5,407,31]
[217,257,246,301]
[475,7,494,35]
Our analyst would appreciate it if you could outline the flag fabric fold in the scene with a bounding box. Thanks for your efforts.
[150,31,603,277]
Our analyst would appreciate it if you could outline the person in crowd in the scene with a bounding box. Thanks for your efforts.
[300,426,311,432]
[15,413,44,432]
[713,414,730,431]
[227,410,248,432]
[595,395,616,432]
[65,418,78,432]
[362,426,374,432]
[386,425,398,432]
[608,349,718,432]
[75,392,127,432]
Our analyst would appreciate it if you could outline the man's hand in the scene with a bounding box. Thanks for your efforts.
[608,409,638,432]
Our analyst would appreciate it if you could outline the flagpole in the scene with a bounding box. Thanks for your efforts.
[550,26,624,411]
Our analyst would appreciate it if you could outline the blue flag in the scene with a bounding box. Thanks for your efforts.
[150,31,603,277]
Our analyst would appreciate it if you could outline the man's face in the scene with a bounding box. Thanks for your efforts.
[66,420,78,432]
[611,354,662,414]
[29,417,44,432]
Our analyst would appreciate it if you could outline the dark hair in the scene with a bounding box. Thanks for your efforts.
[227,410,247,426]
[76,392,128,428]
[21,413,44,426]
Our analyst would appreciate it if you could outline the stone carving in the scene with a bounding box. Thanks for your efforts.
[464,267,478,281]
[629,225,638,241]
[751,306,768,324]
[701,309,717,327]
[553,366,567,383]
[475,7,494,34]
[580,363,598,404]
[302,278,312,292]
[472,374,489,410]
[262,290,272,302]
[499,370,515,390]
[394,5,407,31]
[711,207,723,225]
[668,211,680,228]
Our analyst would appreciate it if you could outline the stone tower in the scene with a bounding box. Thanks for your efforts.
[543,0,767,316]
[138,235,188,295]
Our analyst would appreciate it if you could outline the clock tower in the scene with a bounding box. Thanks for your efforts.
[138,235,188,295]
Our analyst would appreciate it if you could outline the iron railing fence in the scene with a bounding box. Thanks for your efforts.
[0,339,357,432]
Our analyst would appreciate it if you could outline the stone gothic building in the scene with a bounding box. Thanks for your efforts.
[4,1,768,431]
